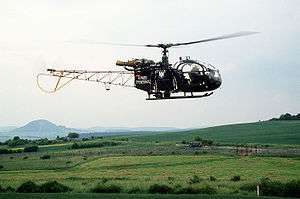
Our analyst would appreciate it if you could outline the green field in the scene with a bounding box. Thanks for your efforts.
[0,120,299,198]
[0,154,299,193]
[0,193,296,199]
[132,121,300,146]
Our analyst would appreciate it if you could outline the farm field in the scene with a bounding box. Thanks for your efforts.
[131,121,300,146]
[0,120,299,197]
[0,154,299,193]
[0,193,296,199]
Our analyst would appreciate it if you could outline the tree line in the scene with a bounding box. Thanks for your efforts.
[270,113,300,121]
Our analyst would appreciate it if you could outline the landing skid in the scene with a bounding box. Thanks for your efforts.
[146,92,213,100]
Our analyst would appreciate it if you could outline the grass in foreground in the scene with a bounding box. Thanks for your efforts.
[0,193,297,199]
[0,155,299,193]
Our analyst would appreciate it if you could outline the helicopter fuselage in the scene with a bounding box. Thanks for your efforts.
[119,58,222,99]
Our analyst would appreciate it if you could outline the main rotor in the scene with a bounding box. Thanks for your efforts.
[70,31,259,68]
[143,31,258,68]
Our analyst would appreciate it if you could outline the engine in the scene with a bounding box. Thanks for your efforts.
[116,58,155,69]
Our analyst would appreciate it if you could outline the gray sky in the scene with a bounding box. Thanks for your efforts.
[0,0,299,128]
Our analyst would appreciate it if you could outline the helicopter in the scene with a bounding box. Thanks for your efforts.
[37,31,258,100]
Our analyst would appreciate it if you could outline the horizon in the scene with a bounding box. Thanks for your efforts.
[1,112,298,130]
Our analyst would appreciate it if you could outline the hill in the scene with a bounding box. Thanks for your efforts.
[7,119,70,139]
[0,120,185,141]
[132,120,300,145]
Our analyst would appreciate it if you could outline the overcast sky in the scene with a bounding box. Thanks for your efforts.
[0,0,299,128]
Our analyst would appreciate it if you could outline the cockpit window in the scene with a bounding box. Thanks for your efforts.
[177,63,205,72]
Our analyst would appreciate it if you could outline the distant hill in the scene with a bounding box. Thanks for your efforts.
[132,120,300,145]
[13,119,63,133]
[6,119,72,139]
[0,119,185,141]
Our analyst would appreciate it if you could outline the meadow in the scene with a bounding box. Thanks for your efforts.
[0,120,299,198]
[131,121,300,146]
[0,193,297,199]
[1,154,299,192]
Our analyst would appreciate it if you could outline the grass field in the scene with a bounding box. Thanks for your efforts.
[0,154,299,193]
[0,120,299,197]
[131,121,300,146]
[0,193,296,199]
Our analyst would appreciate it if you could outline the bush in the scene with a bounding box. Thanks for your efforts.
[24,145,38,152]
[260,179,300,197]
[40,181,72,193]
[231,175,241,182]
[5,186,14,192]
[7,136,30,147]
[71,141,120,149]
[240,183,256,192]
[260,179,284,196]
[284,180,300,197]
[67,132,79,139]
[176,186,202,194]
[0,185,14,193]
[168,176,175,182]
[0,185,4,192]
[202,139,213,146]
[148,184,174,194]
[176,185,216,194]
[0,165,3,169]
[0,149,10,154]
[128,187,143,194]
[40,155,51,159]
[194,136,203,142]
[199,185,217,194]
[16,181,40,193]
[101,178,109,183]
[189,175,202,184]
[90,184,122,193]
[0,148,21,154]
[209,176,217,181]
[23,156,29,160]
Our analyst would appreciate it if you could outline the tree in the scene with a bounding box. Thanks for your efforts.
[24,145,39,153]
[67,132,79,139]
[279,113,292,120]
[194,136,203,142]
[7,137,29,147]
[13,136,20,140]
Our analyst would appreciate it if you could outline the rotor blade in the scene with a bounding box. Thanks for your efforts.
[169,31,259,47]
[66,39,147,47]
[66,31,258,48]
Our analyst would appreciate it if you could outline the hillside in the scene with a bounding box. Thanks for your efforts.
[132,120,300,145]
[13,119,63,132]
[7,119,69,139]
